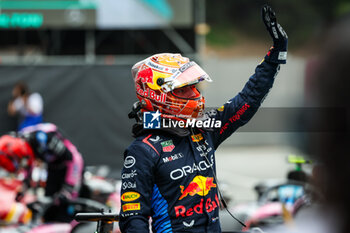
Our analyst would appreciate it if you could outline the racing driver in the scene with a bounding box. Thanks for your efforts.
[119,5,288,233]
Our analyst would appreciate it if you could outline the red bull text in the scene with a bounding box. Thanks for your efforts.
[175,194,220,218]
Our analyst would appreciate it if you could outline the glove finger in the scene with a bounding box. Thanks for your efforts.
[267,6,276,24]
[262,5,277,28]
[262,5,271,27]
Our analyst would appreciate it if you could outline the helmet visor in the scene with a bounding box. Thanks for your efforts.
[171,85,201,99]
[161,61,212,92]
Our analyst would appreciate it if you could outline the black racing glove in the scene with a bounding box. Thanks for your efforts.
[262,4,288,64]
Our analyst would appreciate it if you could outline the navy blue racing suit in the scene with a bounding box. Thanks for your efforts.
[119,60,280,232]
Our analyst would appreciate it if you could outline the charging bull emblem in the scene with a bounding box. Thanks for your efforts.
[178,176,216,200]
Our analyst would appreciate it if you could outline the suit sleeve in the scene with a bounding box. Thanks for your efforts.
[209,60,280,149]
[119,143,158,233]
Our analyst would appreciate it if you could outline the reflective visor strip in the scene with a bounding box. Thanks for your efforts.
[161,61,211,92]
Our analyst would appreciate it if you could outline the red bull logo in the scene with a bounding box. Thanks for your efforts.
[138,67,154,84]
[178,176,216,200]
[136,84,166,102]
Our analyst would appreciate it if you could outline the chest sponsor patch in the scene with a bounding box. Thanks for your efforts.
[162,153,184,163]
[170,155,214,180]
[183,220,195,227]
[191,133,203,142]
[178,176,216,200]
[161,140,175,152]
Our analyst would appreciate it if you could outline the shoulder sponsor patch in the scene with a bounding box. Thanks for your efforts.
[161,140,175,152]
[217,105,224,112]
[121,192,141,202]
[191,133,203,142]
[122,203,141,212]
[121,170,137,179]
[122,182,137,190]
[124,156,136,168]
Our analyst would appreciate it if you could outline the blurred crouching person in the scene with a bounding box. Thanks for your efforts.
[0,123,84,222]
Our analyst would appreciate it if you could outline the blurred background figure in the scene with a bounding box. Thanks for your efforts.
[262,13,350,233]
[0,123,84,223]
[7,81,44,131]
[304,14,350,233]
